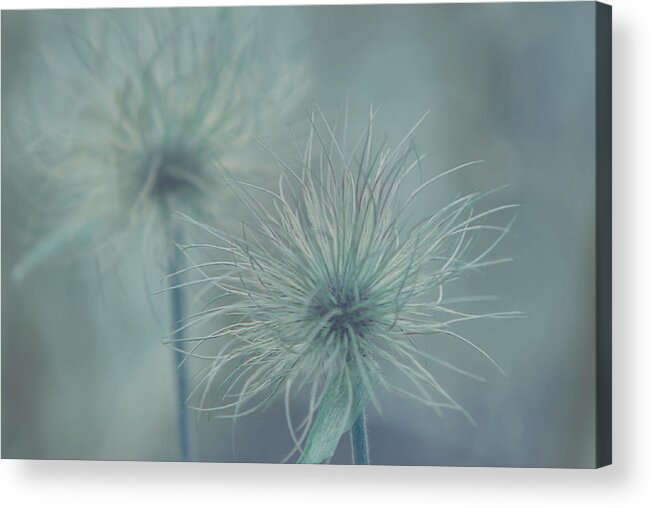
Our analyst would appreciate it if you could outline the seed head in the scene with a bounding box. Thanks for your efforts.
[174,105,517,463]
[12,8,304,278]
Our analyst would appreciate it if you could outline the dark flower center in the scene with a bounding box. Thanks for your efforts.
[309,285,373,337]
[147,145,201,195]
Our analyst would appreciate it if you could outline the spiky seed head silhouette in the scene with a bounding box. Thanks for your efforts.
[173,105,517,464]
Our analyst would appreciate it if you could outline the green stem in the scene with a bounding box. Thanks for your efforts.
[350,409,370,465]
[169,229,190,461]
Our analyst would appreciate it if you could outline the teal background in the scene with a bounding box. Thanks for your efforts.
[2,3,598,467]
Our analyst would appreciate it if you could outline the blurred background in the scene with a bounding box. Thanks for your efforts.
[2,3,597,467]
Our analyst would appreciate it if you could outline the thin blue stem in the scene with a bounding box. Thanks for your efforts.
[169,231,190,461]
[350,410,369,465]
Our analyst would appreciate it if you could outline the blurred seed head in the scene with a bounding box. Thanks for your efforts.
[11,7,307,275]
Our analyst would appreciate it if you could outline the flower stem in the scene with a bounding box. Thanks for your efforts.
[169,230,190,461]
[350,410,370,465]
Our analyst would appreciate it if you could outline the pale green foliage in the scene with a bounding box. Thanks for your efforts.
[173,106,517,463]
[296,363,370,464]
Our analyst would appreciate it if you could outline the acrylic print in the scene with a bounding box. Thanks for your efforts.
[1,2,611,468]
